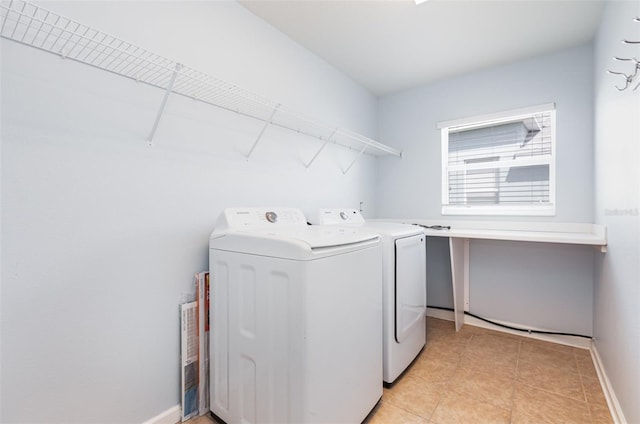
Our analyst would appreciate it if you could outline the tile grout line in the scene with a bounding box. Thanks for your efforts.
[384,322,455,424]
[379,400,426,423]
[424,323,470,423]
[422,326,461,424]
[508,340,522,424]
[575,348,595,423]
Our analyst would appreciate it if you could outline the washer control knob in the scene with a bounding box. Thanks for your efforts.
[340,211,348,220]
[265,211,278,223]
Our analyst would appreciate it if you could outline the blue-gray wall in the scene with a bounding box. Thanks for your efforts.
[0,2,378,423]
[593,2,640,423]
[376,44,595,335]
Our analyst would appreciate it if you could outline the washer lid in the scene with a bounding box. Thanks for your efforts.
[210,225,380,260]
[359,221,425,238]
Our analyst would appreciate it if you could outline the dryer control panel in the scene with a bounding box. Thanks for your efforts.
[314,209,365,225]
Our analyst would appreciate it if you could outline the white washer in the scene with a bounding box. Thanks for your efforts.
[209,207,383,424]
[312,209,426,384]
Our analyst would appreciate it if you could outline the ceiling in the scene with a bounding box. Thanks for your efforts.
[239,0,605,96]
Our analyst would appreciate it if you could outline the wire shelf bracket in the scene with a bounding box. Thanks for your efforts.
[246,104,280,160]
[305,128,337,169]
[342,145,367,175]
[0,0,403,162]
[148,62,182,146]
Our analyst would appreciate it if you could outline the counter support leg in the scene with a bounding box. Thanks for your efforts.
[449,237,469,331]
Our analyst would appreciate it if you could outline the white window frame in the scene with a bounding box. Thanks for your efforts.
[439,103,556,216]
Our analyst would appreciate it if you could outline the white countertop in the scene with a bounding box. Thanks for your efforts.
[371,219,607,247]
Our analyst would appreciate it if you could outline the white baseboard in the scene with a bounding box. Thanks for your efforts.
[426,307,455,322]
[426,307,591,349]
[141,405,181,424]
[591,344,627,424]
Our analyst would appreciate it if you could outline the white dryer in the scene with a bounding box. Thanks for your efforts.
[209,207,383,424]
[312,209,426,384]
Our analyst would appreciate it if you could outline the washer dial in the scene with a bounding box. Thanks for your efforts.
[265,211,278,223]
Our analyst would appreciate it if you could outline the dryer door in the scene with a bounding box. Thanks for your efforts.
[395,234,427,343]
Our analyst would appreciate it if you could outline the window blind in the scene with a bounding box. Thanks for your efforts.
[443,109,555,213]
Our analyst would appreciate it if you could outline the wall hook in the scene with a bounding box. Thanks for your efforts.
[607,70,634,91]
[614,57,640,79]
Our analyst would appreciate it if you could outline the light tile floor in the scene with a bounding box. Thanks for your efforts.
[370,317,613,424]
[191,317,613,424]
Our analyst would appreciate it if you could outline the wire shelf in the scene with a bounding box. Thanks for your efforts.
[0,0,402,160]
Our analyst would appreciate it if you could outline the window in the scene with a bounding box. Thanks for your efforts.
[439,104,556,216]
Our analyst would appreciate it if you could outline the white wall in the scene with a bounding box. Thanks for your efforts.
[593,2,640,423]
[376,45,596,335]
[0,2,379,423]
